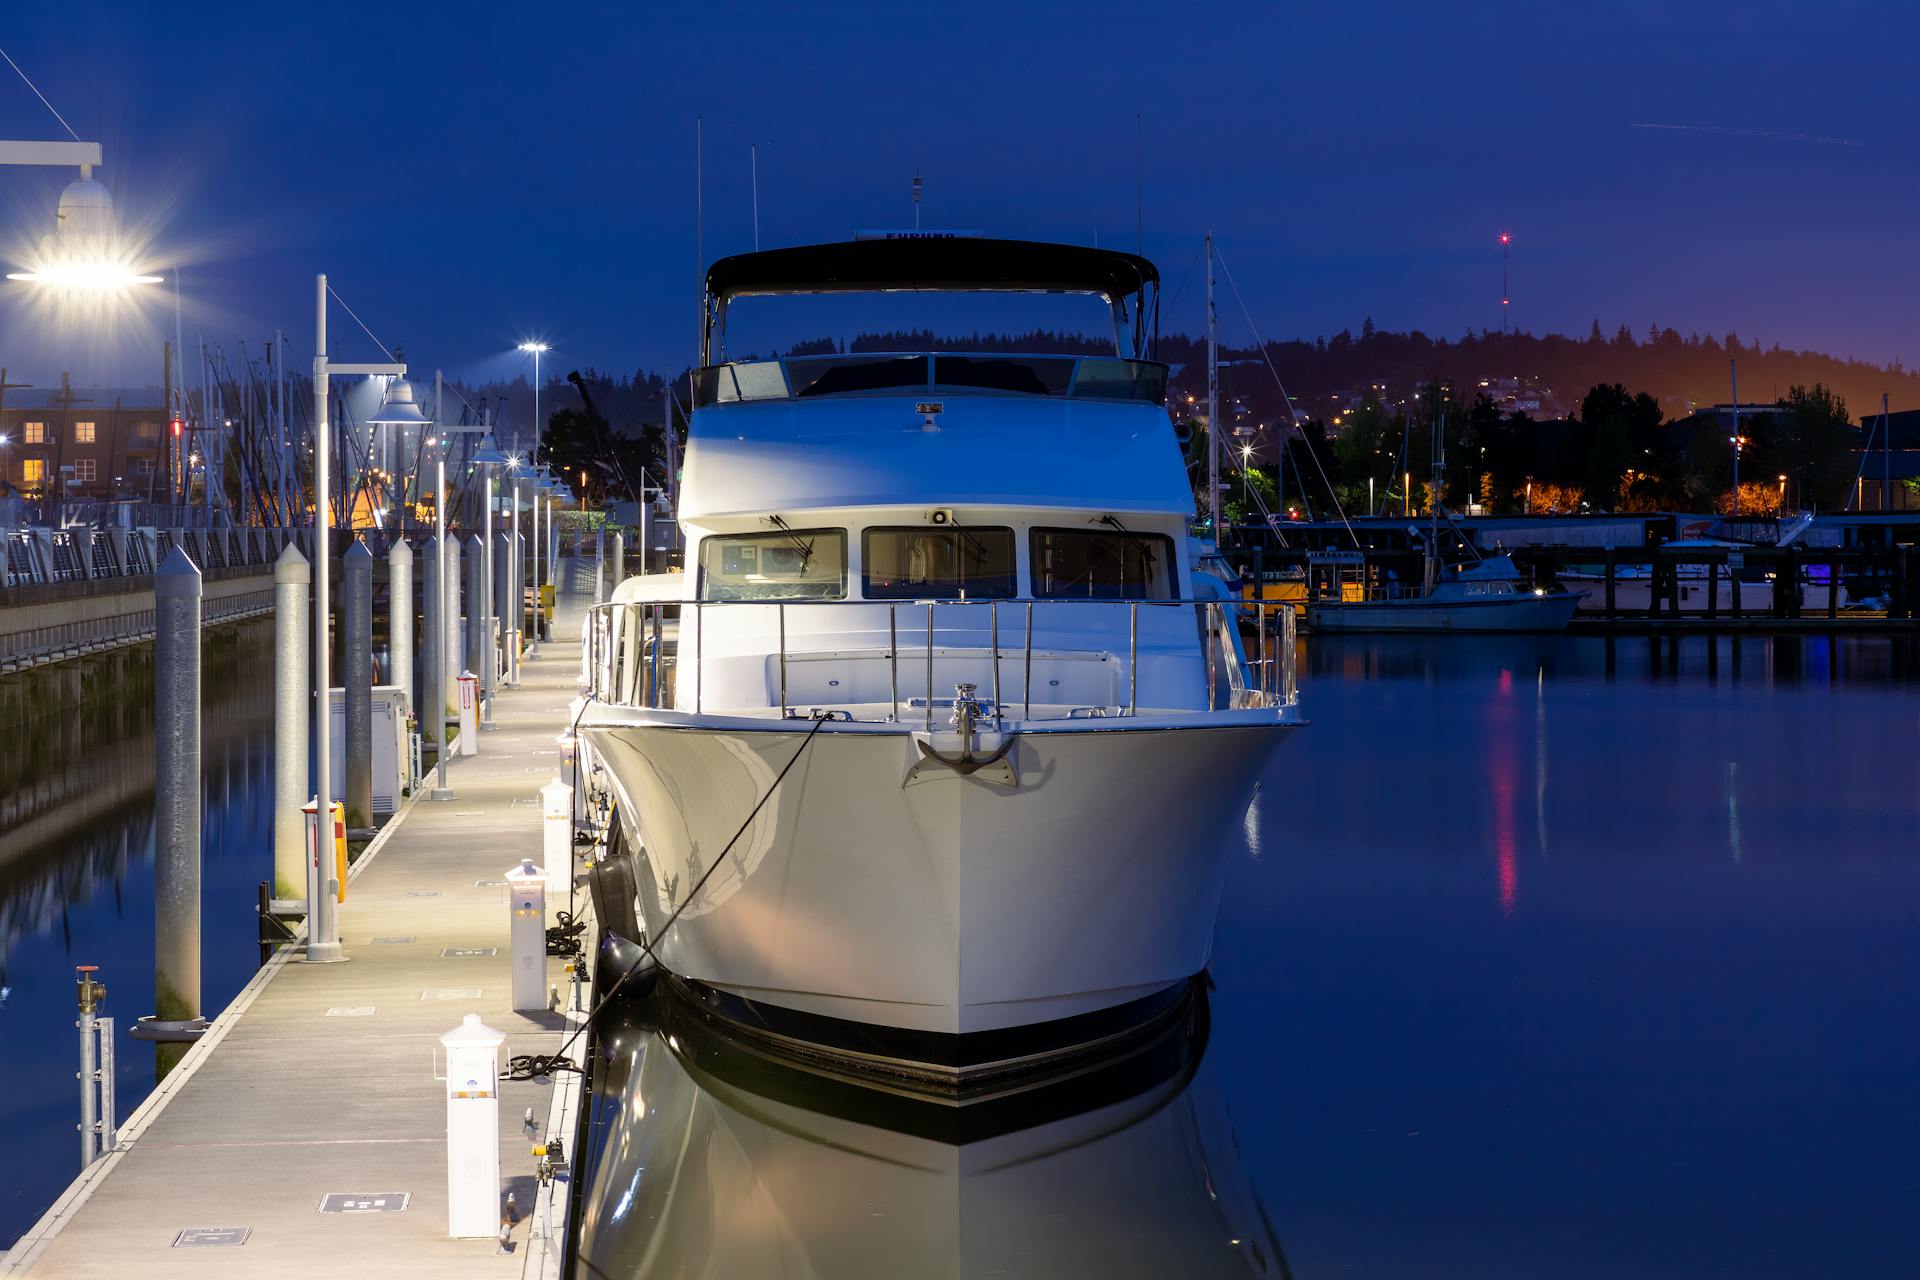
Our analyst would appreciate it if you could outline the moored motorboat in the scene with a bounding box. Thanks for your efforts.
[1307,554,1584,632]
[576,238,1302,1081]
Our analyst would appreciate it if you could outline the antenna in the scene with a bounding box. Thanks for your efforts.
[694,116,703,366]
[750,143,760,251]
[912,170,923,230]
[1498,231,1511,334]
[1121,115,1136,255]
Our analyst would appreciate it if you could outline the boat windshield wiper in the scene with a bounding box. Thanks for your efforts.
[766,514,816,571]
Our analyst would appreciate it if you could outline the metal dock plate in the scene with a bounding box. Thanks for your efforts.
[319,1192,410,1214]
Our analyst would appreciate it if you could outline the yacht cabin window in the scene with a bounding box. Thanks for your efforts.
[1030,528,1175,600]
[862,527,1017,599]
[698,530,847,600]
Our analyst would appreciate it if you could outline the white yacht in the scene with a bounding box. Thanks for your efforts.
[577,239,1302,1080]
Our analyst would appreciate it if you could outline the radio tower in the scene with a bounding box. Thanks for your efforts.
[1499,231,1511,334]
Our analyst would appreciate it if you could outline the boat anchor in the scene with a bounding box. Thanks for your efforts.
[907,683,1017,787]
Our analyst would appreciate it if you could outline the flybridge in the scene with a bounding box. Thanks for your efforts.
[701,238,1161,366]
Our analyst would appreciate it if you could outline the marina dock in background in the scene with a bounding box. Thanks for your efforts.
[1,598,592,1279]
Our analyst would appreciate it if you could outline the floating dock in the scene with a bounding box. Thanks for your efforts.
[2,601,589,1278]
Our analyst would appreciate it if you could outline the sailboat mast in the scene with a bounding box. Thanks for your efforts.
[1205,232,1219,540]
[1425,404,1444,594]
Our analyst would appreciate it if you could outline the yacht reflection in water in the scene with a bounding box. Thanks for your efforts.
[573,983,1286,1278]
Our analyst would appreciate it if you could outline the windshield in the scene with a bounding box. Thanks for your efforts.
[862,527,1017,599]
[698,530,847,600]
[1030,528,1175,600]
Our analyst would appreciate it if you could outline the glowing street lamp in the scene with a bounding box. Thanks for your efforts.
[1729,434,1749,515]
[518,341,549,461]
[2,151,161,292]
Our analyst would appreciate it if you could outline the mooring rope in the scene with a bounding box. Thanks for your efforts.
[505,712,831,1081]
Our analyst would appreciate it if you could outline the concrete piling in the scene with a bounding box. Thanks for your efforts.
[149,547,206,1070]
[422,534,444,748]
[272,543,310,899]
[466,534,489,724]
[445,533,463,713]
[494,531,515,684]
[343,541,374,829]
[389,537,413,711]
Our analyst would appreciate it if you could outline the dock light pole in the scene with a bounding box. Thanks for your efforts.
[519,341,549,456]
[309,275,410,962]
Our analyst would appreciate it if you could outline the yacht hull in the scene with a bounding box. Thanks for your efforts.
[579,713,1293,1041]
[1306,590,1582,633]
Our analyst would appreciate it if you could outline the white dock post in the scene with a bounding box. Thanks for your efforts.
[506,860,547,1012]
[446,532,464,703]
[388,537,413,713]
[611,530,624,591]
[466,534,488,724]
[272,544,311,899]
[343,541,374,829]
[439,1014,506,1238]
[493,530,514,682]
[540,778,572,904]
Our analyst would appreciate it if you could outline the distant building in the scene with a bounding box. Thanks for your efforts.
[1694,403,1787,428]
[1476,375,1565,420]
[0,387,169,501]
[1852,409,1920,512]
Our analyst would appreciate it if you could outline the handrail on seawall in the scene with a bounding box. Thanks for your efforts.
[581,596,1298,723]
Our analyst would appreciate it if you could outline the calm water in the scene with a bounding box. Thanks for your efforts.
[5,630,1919,1273]
[0,623,273,1249]
[1219,635,1920,1278]
[578,633,1920,1277]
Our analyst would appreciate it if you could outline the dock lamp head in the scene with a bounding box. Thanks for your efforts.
[7,174,161,292]
[366,378,431,427]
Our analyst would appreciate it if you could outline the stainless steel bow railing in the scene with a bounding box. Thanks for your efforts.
[583,596,1298,723]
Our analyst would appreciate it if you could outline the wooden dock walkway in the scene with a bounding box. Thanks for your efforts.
[3,599,591,1278]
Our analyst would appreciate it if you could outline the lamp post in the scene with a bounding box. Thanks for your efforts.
[1778,473,1788,514]
[1729,434,1748,515]
[307,276,409,962]
[519,341,549,460]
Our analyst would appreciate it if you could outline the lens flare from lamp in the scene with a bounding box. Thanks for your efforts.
[7,259,164,290]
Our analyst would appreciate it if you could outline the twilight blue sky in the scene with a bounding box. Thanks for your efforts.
[1,0,1916,391]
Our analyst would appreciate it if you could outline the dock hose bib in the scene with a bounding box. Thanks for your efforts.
[506,712,833,1082]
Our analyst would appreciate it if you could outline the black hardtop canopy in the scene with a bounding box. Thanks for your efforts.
[701,238,1161,365]
[705,237,1159,302]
